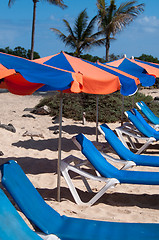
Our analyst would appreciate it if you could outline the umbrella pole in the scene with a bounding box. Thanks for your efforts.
[121,95,124,126]
[96,95,99,142]
[57,91,63,202]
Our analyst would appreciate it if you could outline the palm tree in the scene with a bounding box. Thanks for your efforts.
[97,0,145,62]
[8,0,67,60]
[51,9,104,57]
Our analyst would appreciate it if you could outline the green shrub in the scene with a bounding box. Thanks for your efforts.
[35,91,158,123]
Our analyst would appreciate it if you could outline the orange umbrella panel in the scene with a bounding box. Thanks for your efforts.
[0,64,15,79]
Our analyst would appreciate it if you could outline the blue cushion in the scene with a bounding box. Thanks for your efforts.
[126,108,159,140]
[75,134,159,185]
[0,189,42,240]
[2,161,159,239]
[100,123,159,167]
[138,101,159,125]
[0,161,62,235]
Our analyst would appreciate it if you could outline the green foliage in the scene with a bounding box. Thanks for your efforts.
[79,54,105,63]
[154,78,159,89]
[35,91,158,123]
[137,54,159,63]
[0,46,40,59]
[66,51,121,63]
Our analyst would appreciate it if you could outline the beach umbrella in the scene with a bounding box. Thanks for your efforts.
[35,51,122,95]
[0,51,84,202]
[106,56,156,122]
[106,56,156,87]
[131,57,159,78]
[35,51,141,140]
[0,52,84,95]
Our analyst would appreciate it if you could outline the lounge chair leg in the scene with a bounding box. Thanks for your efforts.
[127,136,137,150]
[61,161,84,205]
[61,159,119,206]
[115,128,130,149]
[80,175,92,193]
[136,137,155,154]
[88,178,119,206]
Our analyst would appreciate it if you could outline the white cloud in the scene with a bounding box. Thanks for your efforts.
[137,15,159,33]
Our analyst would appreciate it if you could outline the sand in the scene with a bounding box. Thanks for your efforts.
[0,89,159,227]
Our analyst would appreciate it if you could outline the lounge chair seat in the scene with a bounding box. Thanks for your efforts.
[136,101,159,126]
[98,123,159,167]
[115,108,159,153]
[2,161,159,239]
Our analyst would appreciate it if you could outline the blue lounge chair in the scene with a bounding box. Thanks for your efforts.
[2,160,159,239]
[98,123,159,167]
[136,101,159,125]
[116,108,159,154]
[0,188,43,240]
[62,133,159,205]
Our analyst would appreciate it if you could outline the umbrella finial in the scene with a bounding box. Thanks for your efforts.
[124,54,127,58]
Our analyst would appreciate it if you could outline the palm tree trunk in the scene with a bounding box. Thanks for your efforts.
[105,37,110,62]
[30,0,38,60]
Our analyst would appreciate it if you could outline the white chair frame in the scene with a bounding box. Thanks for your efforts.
[61,155,119,206]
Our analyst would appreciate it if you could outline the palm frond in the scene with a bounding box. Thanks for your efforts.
[116,1,144,17]
[81,15,97,40]
[74,9,88,39]
[50,28,67,42]
[63,19,75,38]
[43,0,67,8]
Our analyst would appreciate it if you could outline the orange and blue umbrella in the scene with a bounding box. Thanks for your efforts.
[35,51,140,96]
[131,58,159,78]
[0,52,83,95]
[107,57,156,87]
[0,51,85,202]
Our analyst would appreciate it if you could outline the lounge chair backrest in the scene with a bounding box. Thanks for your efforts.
[75,133,119,178]
[133,108,157,132]
[0,188,42,240]
[137,101,159,125]
[0,160,63,235]
[99,124,135,161]
[126,108,157,138]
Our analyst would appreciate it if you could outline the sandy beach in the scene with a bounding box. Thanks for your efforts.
[0,89,159,228]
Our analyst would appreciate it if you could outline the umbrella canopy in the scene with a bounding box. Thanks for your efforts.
[131,58,159,78]
[107,57,156,87]
[0,52,83,95]
[0,51,86,202]
[34,51,122,95]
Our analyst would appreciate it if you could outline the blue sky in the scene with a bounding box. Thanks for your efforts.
[0,0,159,59]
